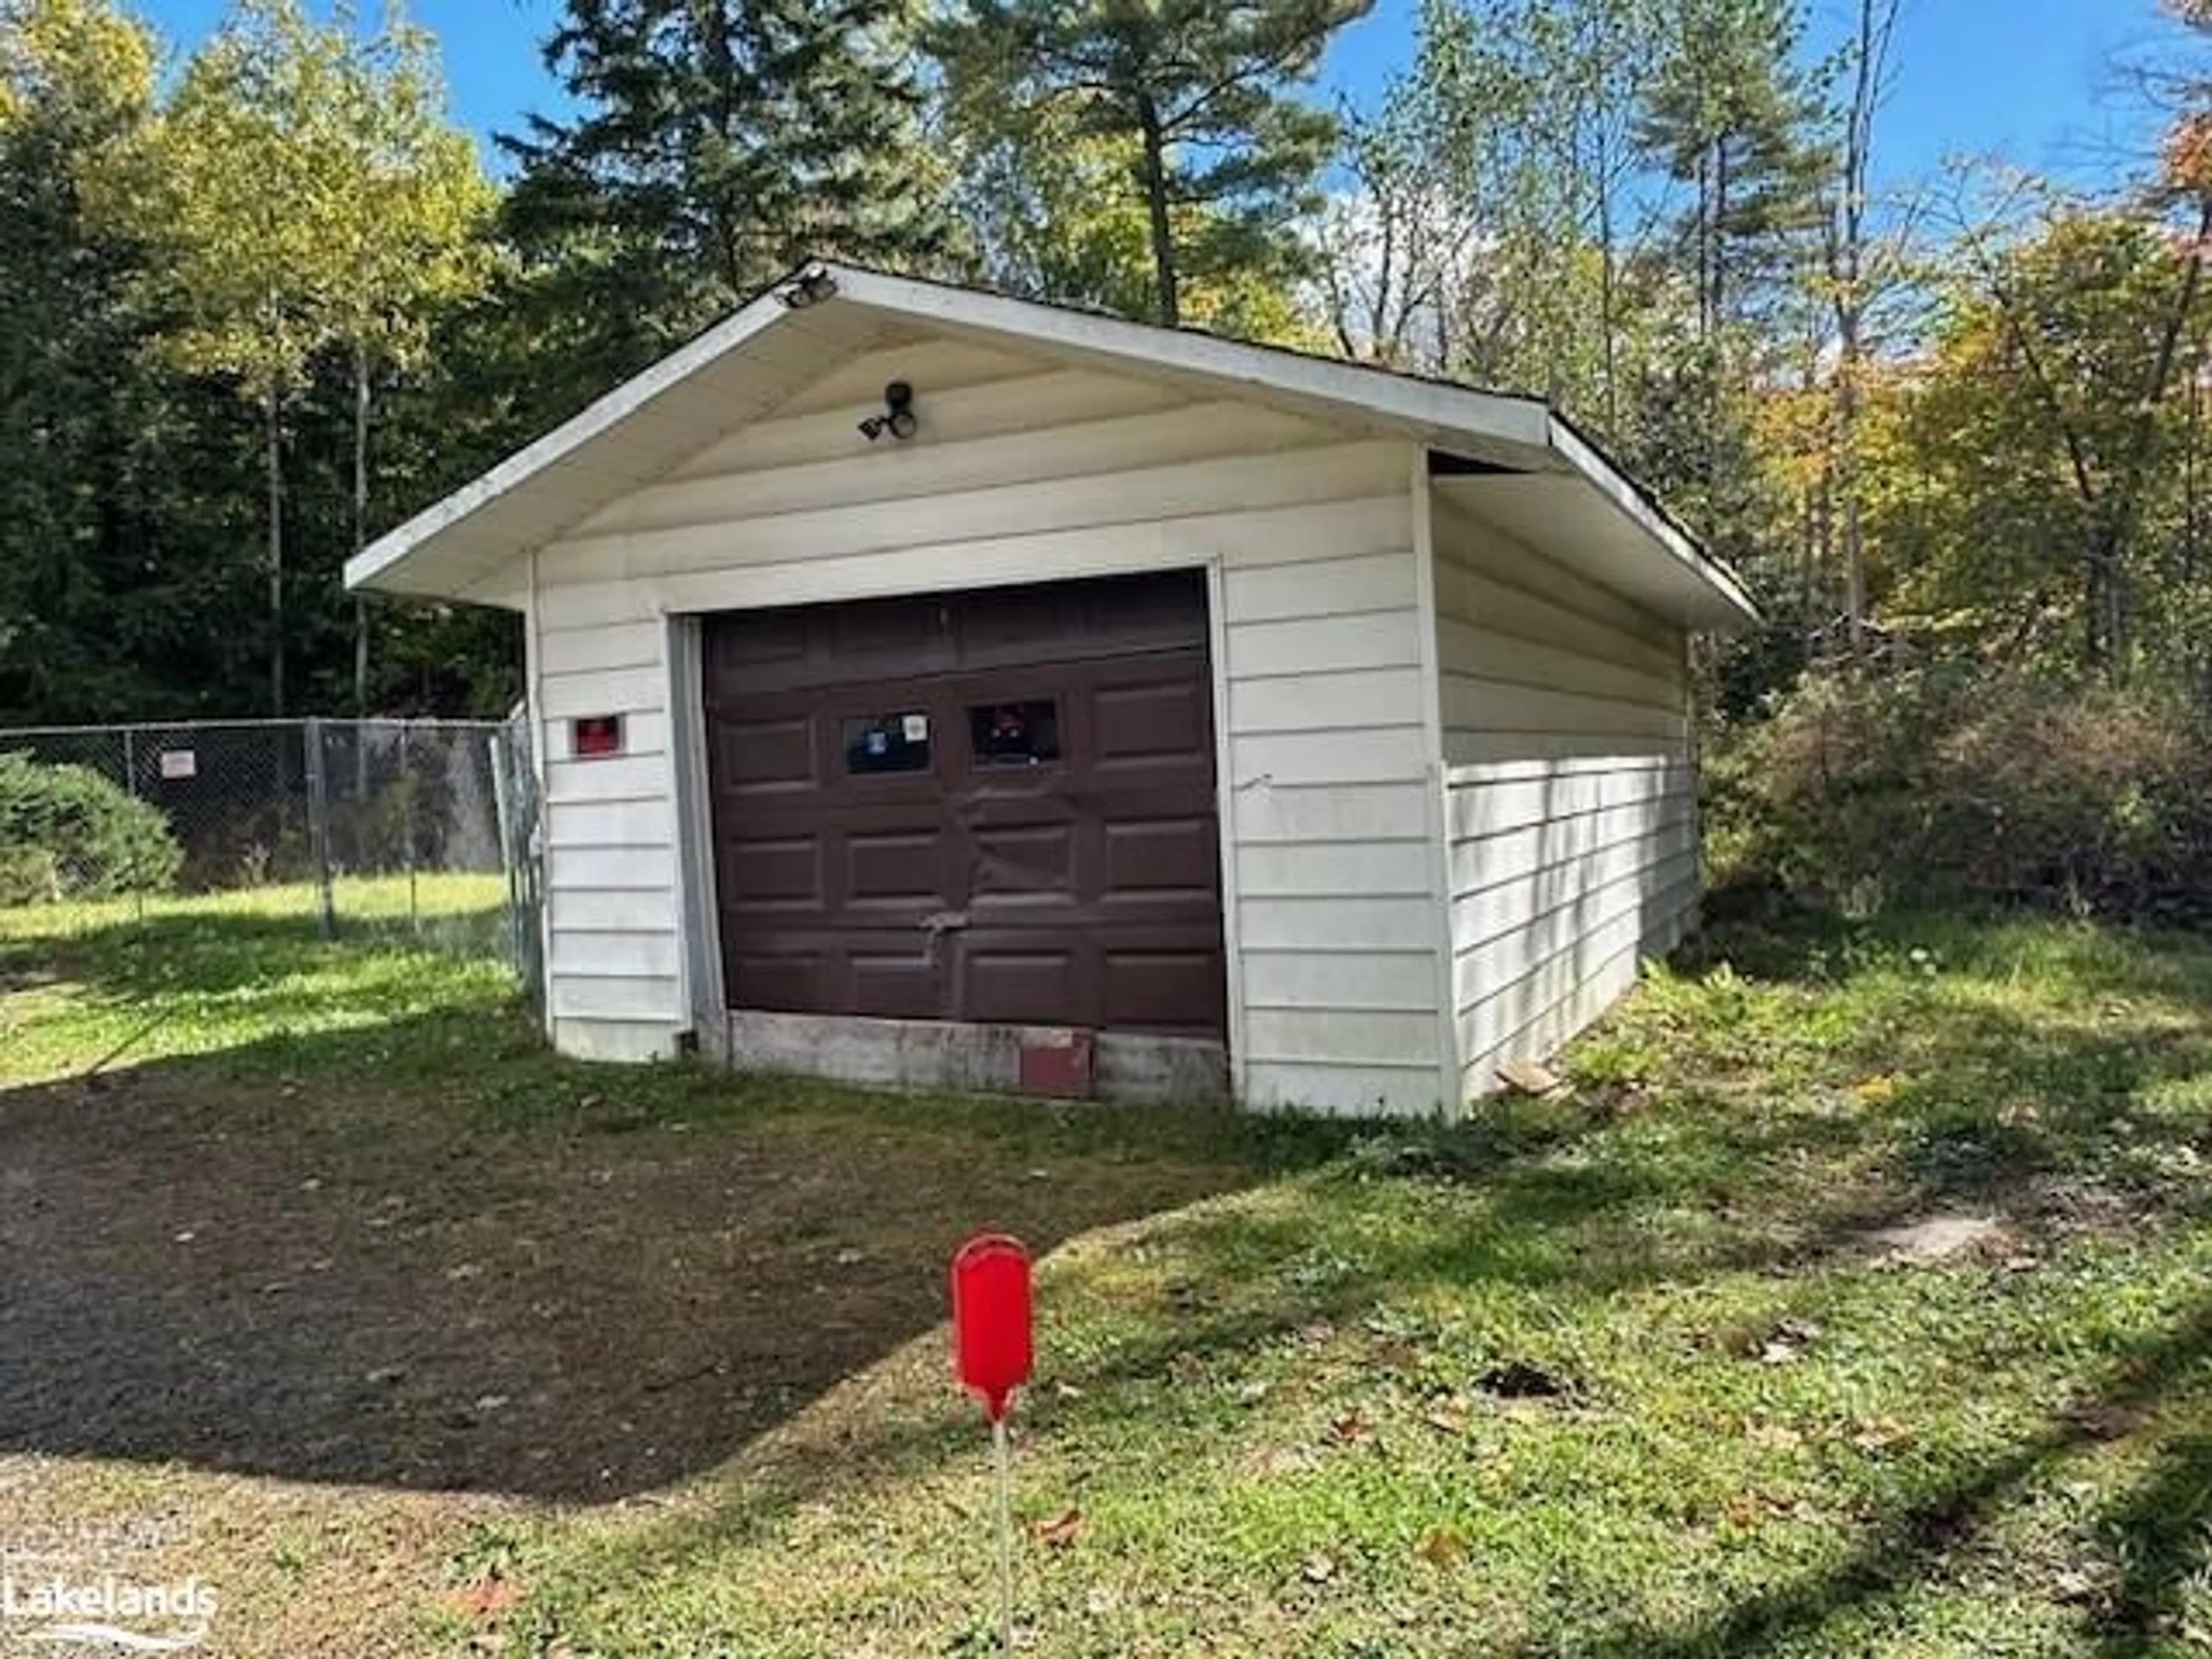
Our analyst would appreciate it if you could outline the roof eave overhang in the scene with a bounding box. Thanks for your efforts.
[1542,414,1761,632]
[347,261,1759,635]
[344,279,804,601]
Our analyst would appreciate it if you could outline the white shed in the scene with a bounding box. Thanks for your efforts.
[349,263,1755,1118]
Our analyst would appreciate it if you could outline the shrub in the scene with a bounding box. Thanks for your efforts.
[1707,668,2212,923]
[0,751,184,906]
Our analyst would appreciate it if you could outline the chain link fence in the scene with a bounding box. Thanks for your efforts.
[0,716,543,996]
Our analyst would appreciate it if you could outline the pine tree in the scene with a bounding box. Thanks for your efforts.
[931,0,1370,328]
[1634,0,1828,336]
[503,0,951,386]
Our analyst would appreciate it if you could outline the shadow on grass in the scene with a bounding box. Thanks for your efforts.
[0,909,1355,1505]
[1502,1296,2212,1658]
[3,892,2209,1647]
[531,904,2212,1640]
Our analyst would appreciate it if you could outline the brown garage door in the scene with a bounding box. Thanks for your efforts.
[702,570,1225,1039]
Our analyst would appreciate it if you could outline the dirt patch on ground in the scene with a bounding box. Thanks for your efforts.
[1858,1211,2016,1265]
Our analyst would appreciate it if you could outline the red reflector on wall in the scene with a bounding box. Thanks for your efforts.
[1019,1030,1095,1100]
[573,714,624,758]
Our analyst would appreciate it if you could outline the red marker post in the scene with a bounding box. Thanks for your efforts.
[952,1234,1033,1658]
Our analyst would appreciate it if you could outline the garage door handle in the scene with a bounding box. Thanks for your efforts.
[921,910,968,968]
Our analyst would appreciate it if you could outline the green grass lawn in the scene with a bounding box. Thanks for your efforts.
[0,870,510,952]
[0,895,2206,1656]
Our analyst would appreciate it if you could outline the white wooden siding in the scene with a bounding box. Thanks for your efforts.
[527,335,1445,1113]
[1431,490,1698,1102]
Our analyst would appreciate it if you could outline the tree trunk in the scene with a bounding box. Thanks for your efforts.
[2188,334,2203,593]
[1831,0,1899,661]
[699,0,745,294]
[353,344,372,723]
[1711,139,1730,331]
[265,377,285,719]
[2083,190,2212,678]
[1695,145,1714,341]
[1838,347,1866,655]
[1135,94,1179,328]
[1596,126,1619,434]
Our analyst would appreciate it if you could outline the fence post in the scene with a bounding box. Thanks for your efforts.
[305,717,336,940]
[401,721,419,938]
[121,727,144,923]
[490,730,514,972]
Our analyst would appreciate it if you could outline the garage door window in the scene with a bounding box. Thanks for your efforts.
[969,699,1060,768]
[844,712,931,775]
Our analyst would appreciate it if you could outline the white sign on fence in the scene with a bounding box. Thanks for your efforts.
[158,750,198,781]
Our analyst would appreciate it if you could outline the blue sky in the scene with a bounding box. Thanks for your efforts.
[132,0,2188,192]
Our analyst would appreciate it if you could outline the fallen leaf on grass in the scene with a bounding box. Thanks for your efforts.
[1416,1527,1468,1568]
[449,1574,521,1619]
[1758,1318,1822,1366]
[1423,1399,1471,1436]
[1850,1418,1908,1455]
[1496,1058,1563,1097]
[1031,1509,1084,1549]
[1324,1412,1373,1445]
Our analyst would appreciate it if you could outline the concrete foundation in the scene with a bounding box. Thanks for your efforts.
[719,1010,1230,1105]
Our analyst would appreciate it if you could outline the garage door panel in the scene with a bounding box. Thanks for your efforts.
[725,837,821,907]
[704,571,1225,1039]
[971,822,1077,900]
[723,717,817,791]
[1103,948,1228,1033]
[847,830,948,904]
[961,585,1074,660]
[1093,676,1210,763]
[1104,817,1219,900]
[725,608,810,668]
[835,597,942,666]
[963,948,1080,1025]
[1081,572,1210,643]
[733,951,825,1012]
[850,952,938,1019]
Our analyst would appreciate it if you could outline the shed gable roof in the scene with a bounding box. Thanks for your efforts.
[346,262,1757,630]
